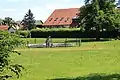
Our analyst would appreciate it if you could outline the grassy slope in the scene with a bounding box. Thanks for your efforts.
[10,39,120,80]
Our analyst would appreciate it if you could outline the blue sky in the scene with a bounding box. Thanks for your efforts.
[0,0,84,22]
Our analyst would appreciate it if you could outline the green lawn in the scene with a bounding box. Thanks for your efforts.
[22,38,79,44]
[10,39,120,80]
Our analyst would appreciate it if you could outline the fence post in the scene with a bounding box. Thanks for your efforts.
[65,38,67,47]
[79,38,81,47]
[34,38,36,44]
[76,38,78,45]
[50,37,52,48]
[27,41,29,48]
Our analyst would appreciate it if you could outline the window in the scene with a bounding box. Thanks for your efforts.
[49,18,53,21]
[60,17,64,21]
[65,17,70,22]
[54,18,58,21]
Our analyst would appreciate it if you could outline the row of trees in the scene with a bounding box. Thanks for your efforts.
[0,9,36,30]
[78,0,120,40]
[0,17,19,29]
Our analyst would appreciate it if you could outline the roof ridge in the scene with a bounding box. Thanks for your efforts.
[55,8,79,10]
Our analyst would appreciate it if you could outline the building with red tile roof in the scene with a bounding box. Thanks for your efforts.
[43,8,79,28]
[0,25,8,30]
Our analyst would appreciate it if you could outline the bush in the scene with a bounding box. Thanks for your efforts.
[51,73,120,80]
[0,30,9,36]
[0,31,24,79]
[31,28,80,32]
[30,28,81,38]
[18,30,30,38]
[30,28,120,38]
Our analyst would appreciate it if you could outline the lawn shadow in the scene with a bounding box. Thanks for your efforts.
[48,73,120,80]
[66,38,112,43]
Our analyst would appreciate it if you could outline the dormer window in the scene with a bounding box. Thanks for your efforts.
[72,16,77,19]
[54,18,58,21]
[49,18,53,21]
[60,17,64,21]
[65,17,70,22]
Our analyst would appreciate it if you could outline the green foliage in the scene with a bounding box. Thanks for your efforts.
[18,30,30,38]
[0,18,3,25]
[51,73,120,80]
[114,10,120,28]
[30,28,120,38]
[21,9,36,30]
[31,28,80,32]
[79,0,120,40]
[2,17,18,28]
[0,31,24,80]
[30,28,82,38]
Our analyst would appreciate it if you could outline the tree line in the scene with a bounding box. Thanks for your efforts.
[0,9,36,30]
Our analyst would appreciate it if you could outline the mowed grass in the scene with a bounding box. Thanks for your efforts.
[10,39,120,80]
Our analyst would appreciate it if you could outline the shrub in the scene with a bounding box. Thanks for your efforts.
[30,28,81,38]
[0,31,24,79]
[31,28,80,32]
[18,30,30,38]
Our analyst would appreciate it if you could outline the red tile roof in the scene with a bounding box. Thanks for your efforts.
[43,8,79,26]
[0,25,8,30]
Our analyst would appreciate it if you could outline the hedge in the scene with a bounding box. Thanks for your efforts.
[31,28,80,32]
[17,30,30,38]
[30,29,120,38]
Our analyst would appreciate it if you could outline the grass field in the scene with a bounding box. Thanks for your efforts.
[10,39,120,80]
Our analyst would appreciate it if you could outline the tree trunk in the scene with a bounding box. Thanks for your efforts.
[96,27,100,41]
[96,35,100,41]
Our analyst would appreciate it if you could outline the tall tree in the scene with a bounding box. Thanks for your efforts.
[21,9,36,30]
[79,0,120,40]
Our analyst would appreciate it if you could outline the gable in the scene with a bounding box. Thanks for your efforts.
[8,27,16,33]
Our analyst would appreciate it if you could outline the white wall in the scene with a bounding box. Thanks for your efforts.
[8,28,16,33]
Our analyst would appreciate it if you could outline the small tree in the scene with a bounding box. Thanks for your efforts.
[0,18,2,25]
[2,17,18,29]
[0,31,24,80]
[21,9,36,30]
[2,17,13,27]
